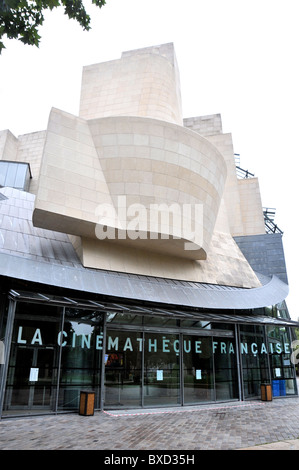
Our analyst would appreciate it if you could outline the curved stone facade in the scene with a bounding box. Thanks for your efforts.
[90,115,227,259]
[30,44,263,287]
[80,46,183,125]
[33,110,227,260]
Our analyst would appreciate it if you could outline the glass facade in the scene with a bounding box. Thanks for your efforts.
[103,319,241,408]
[0,161,31,191]
[240,325,270,398]
[267,325,296,396]
[183,335,213,403]
[105,330,142,408]
[0,295,297,417]
[1,301,104,416]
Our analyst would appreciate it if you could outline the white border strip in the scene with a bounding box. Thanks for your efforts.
[103,402,266,417]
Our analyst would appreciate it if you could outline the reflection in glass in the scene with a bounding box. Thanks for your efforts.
[144,333,180,407]
[2,303,104,416]
[105,330,142,408]
[267,325,296,396]
[3,302,61,415]
[2,299,298,416]
[213,337,238,400]
[106,313,143,325]
[58,308,103,410]
[183,336,214,403]
[240,325,269,399]
[0,161,31,191]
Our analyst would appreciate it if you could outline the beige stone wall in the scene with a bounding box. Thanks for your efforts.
[0,129,46,194]
[79,230,260,288]
[79,44,183,125]
[1,44,265,289]
[185,115,265,237]
[238,178,266,235]
[206,132,245,236]
[33,109,227,261]
[16,131,46,194]
[0,129,18,160]
[183,114,222,137]
[33,108,113,235]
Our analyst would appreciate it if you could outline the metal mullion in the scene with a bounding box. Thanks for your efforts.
[141,331,145,408]
[100,313,107,410]
[288,327,298,396]
[54,306,65,414]
[211,336,216,401]
[180,333,184,406]
[0,299,17,419]
[235,324,243,401]
[263,325,272,385]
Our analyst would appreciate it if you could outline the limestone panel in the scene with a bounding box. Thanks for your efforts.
[33,108,113,237]
[79,44,183,125]
[238,178,266,235]
[183,114,222,137]
[0,129,18,161]
[79,229,260,288]
[32,111,227,261]
[205,132,245,236]
[0,129,46,195]
[88,115,227,259]
[16,131,46,194]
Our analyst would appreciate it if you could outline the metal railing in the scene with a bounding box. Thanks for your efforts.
[263,208,283,234]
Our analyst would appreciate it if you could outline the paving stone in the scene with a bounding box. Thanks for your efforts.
[1,399,299,450]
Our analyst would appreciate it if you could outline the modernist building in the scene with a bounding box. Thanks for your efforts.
[0,43,297,418]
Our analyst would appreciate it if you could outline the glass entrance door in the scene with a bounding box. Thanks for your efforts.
[143,332,180,407]
[104,328,239,408]
[183,335,214,404]
[104,330,142,408]
[2,300,104,417]
[5,345,56,412]
[239,325,270,399]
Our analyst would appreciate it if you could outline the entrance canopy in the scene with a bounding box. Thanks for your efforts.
[8,289,299,328]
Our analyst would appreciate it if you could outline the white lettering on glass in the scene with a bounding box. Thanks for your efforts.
[162,337,170,352]
[123,337,133,351]
[96,335,103,350]
[173,340,180,353]
[17,326,26,344]
[81,335,91,349]
[57,331,67,347]
[148,338,157,352]
[31,328,42,345]
[15,327,292,360]
[108,336,119,351]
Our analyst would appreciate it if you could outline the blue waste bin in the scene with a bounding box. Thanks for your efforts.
[279,380,286,396]
[272,380,280,397]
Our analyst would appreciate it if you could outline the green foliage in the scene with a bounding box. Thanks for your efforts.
[0,0,106,53]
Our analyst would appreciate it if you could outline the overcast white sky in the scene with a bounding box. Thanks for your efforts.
[0,0,298,318]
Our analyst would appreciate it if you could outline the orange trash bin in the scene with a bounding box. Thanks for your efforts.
[79,391,95,416]
[261,383,272,401]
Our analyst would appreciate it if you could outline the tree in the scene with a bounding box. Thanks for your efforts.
[0,0,106,53]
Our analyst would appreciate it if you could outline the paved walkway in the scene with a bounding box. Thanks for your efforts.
[1,398,299,450]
